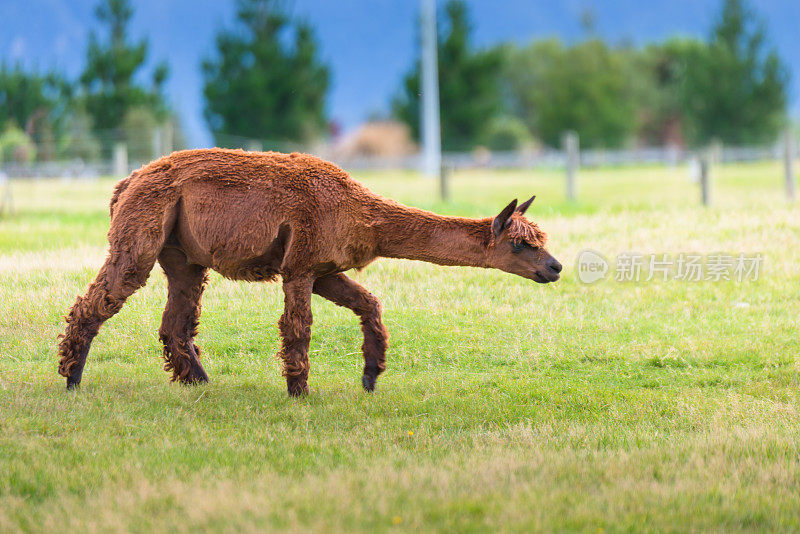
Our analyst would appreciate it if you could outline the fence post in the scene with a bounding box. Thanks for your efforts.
[709,139,723,167]
[246,140,263,152]
[440,163,451,201]
[785,129,797,202]
[162,122,174,156]
[0,171,12,216]
[700,151,712,206]
[152,127,163,160]
[563,131,579,201]
[113,143,128,178]
[667,143,680,167]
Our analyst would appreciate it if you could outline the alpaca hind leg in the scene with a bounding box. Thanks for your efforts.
[313,273,388,392]
[158,247,209,384]
[279,275,314,396]
[58,247,158,389]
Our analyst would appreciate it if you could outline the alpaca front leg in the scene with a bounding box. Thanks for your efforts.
[358,299,389,392]
[313,273,388,392]
[278,275,314,396]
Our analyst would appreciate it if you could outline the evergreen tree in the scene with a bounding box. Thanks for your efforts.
[201,0,330,145]
[680,0,788,145]
[393,0,503,151]
[0,64,72,159]
[80,0,169,141]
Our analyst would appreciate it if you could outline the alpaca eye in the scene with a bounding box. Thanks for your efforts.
[511,242,527,254]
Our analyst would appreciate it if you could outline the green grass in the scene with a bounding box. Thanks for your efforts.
[1,162,799,532]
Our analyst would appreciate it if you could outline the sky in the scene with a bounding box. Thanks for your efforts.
[1,0,798,147]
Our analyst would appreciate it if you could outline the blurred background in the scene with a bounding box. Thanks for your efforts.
[4,4,800,528]
[0,0,796,181]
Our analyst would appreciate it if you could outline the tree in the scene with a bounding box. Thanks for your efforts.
[679,0,788,145]
[0,122,37,164]
[634,38,708,146]
[202,0,330,145]
[80,0,169,142]
[0,64,72,160]
[501,39,636,149]
[393,0,503,151]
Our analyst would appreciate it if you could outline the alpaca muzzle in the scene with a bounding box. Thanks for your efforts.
[534,256,562,283]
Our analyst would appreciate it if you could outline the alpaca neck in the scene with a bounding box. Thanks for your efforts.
[373,201,492,267]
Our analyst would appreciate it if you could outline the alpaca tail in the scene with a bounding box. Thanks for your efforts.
[110,156,177,220]
[106,157,181,250]
[109,173,134,219]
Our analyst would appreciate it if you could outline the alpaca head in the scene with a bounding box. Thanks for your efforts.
[487,196,562,283]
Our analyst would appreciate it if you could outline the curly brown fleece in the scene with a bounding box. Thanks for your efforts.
[58,148,560,396]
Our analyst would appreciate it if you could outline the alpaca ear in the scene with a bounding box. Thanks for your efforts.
[516,195,536,215]
[492,199,517,237]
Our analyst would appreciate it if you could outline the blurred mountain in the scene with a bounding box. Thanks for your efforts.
[1,0,797,146]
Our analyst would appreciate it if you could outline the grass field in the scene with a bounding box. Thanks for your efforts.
[1,162,798,532]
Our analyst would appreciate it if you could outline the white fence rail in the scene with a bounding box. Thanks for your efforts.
[0,141,795,179]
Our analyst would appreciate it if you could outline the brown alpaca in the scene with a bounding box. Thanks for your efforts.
[58,148,561,396]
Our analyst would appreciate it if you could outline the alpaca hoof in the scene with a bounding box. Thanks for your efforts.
[178,374,209,386]
[287,379,309,397]
[362,374,376,392]
[66,367,84,390]
[183,359,210,385]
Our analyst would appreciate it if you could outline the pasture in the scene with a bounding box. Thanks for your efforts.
[0,162,798,532]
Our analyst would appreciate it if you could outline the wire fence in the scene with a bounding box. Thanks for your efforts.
[0,131,796,179]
